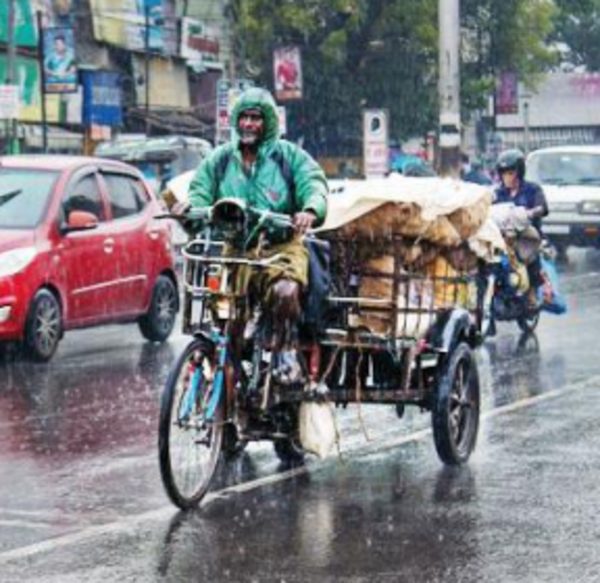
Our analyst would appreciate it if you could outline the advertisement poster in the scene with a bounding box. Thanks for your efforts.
[273,46,302,102]
[495,71,519,115]
[43,27,78,93]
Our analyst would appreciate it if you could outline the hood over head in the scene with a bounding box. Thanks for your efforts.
[230,88,279,147]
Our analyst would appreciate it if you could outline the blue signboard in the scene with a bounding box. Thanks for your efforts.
[82,71,123,127]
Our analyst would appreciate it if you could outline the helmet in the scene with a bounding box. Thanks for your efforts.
[496,149,525,180]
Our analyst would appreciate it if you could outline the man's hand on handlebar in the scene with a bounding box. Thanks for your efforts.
[293,210,317,234]
[171,201,191,216]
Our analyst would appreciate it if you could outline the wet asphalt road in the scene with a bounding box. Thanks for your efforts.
[1,252,600,582]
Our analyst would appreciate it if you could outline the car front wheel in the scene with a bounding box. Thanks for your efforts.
[23,289,62,362]
[138,275,178,342]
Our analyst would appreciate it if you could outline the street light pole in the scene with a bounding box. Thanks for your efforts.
[438,0,461,177]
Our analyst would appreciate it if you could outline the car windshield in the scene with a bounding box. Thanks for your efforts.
[0,169,59,229]
[527,152,600,186]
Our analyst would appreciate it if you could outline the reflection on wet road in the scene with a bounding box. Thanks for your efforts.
[1,253,600,581]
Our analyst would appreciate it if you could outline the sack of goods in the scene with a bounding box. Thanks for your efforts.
[318,175,504,338]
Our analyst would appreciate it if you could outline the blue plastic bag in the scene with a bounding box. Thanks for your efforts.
[538,257,567,315]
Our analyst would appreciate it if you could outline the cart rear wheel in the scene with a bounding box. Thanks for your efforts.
[432,342,480,465]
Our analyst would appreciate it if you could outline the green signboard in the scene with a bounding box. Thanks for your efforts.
[0,54,46,121]
[0,0,37,47]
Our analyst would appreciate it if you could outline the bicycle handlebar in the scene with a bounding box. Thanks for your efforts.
[155,203,295,241]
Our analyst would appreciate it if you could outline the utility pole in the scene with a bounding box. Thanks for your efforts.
[438,0,461,177]
[144,3,151,136]
[36,10,48,153]
[5,0,17,153]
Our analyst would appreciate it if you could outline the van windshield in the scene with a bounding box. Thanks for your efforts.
[527,152,600,186]
[0,169,59,229]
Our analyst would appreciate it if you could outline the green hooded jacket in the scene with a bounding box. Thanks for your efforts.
[188,87,328,225]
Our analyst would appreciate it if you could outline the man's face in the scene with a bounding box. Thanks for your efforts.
[238,108,265,146]
[54,38,67,55]
[500,169,518,189]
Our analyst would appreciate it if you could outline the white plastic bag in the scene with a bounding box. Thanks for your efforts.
[299,399,337,460]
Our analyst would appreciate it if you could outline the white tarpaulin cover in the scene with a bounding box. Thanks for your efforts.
[318,174,505,261]
[318,174,494,247]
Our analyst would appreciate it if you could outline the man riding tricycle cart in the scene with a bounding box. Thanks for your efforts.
[158,170,501,510]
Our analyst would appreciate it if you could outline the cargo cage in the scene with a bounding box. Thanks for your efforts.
[315,236,482,406]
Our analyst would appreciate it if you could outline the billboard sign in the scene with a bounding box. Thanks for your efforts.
[82,70,122,127]
[273,46,302,102]
[181,17,220,71]
[0,0,36,47]
[89,0,177,55]
[363,109,389,178]
[43,27,78,93]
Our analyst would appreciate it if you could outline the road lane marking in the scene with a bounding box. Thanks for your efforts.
[1,372,600,565]
[0,519,54,530]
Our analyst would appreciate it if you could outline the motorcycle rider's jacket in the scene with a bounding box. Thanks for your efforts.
[494,180,548,235]
[188,88,328,225]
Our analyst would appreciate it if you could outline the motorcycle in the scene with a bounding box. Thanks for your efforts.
[479,203,545,336]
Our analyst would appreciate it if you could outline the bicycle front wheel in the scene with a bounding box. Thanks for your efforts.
[159,338,224,509]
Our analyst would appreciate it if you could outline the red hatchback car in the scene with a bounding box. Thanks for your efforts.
[0,155,179,361]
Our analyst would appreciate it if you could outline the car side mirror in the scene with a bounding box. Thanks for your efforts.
[63,210,99,232]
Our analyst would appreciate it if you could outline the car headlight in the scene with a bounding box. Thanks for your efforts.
[0,247,38,278]
[580,200,600,215]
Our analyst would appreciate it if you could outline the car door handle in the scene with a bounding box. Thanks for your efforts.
[104,238,115,253]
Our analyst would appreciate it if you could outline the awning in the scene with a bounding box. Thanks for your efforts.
[127,107,212,137]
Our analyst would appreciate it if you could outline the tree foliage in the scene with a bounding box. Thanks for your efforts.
[236,0,556,157]
[460,0,557,111]
[551,0,600,70]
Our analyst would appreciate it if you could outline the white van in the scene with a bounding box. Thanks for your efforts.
[526,145,600,255]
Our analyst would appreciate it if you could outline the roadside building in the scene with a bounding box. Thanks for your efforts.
[494,71,600,153]
[0,0,234,154]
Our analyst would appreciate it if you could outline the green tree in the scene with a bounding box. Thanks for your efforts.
[551,0,600,70]
[460,0,557,115]
[237,0,556,158]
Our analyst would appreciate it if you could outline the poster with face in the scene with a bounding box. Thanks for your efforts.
[273,46,302,101]
[43,27,78,93]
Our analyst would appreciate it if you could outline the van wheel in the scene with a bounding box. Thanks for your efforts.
[138,275,178,342]
[23,290,62,362]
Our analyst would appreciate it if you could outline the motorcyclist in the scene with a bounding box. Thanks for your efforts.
[493,148,549,307]
[185,87,329,384]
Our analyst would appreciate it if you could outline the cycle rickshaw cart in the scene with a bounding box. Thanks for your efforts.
[158,176,496,510]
